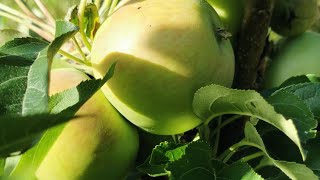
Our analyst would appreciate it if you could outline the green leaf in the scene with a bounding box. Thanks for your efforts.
[280,75,320,88]
[217,162,263,180]
[83,3,100,40]
[0,20,80,156]
[267,90,317,142]
[280,82,320,120]
[166,141,215,180]
[0,113,77,157]
[10,63,116,178]
[0,38,48,60]
[305,137,320,177]
[243,122,317,180]
[49,62,116,114]
[137,141,215,179]
[10,123,66,178]
[211,159,227,173]
[192,85,305,159]
[0,39,48,115]
[137,156,169,177]
[65,5,79,26]
[149,141,184,165]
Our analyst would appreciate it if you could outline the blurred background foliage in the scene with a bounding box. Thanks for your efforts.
[0,0,79,30]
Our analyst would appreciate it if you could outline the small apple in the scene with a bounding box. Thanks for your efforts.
[264,31,320,88]
[206,0,244,41]
[12,67,139,180]
[270,0,318,37]
[91,0,235,135]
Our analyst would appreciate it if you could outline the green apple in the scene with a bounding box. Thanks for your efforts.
[91,0,235,135]
[270,0,319,37]
[13,68,139,180]
[206,0,244,40]
[264,31,320,88]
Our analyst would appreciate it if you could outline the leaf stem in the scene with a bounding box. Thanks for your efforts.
[212,117,221,157]
[72,37,88,62]
[78,0,92,51]
[33,0,56,26]
[211,115,242,137]
[198,123,210,141]
[58,50,89,66]
[108,0,119,15]
[99,0,112,21]
[218,140,258,163]
[237,151,264,163]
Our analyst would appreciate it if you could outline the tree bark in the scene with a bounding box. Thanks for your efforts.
[233,0,275,90]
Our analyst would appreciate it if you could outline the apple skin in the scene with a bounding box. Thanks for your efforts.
[206,0,244,40]
[264,31,320,88]
[270,0,318,37]
[91,0,235,135]
[33,68,139,180]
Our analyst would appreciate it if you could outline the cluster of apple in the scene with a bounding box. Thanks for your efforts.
[264,0,320,88]
[10,0,319,179]
[37,0,238,179]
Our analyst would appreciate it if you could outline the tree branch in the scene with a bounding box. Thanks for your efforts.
[233,0,275,89]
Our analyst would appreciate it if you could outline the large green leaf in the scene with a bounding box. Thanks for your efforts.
[0,20,79,155]
[137,141,215,179]
[192,85,306,159]
[305,137,320,177]
[280,82,320,120]
[10,63,116,178]
[243,122,317,180]
[267,90,317,142]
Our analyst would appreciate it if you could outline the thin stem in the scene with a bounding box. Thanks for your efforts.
[237,151,264,163]
[198,124,210,141]
[212,117,221,158]
[14,0,38,19]
[72,37,88,62]
[58,50,89,66]
[218,140,255,162]
[108,0,119,15]
[0,3,54,33]
[0,11,54,41]
[171,135,177,144]
[34,0,56,26]
[211,115,242,137]
[99,0,112,23]
[78,0,92,51]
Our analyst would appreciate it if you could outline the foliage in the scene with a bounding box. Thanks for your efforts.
[0,0,320,179]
